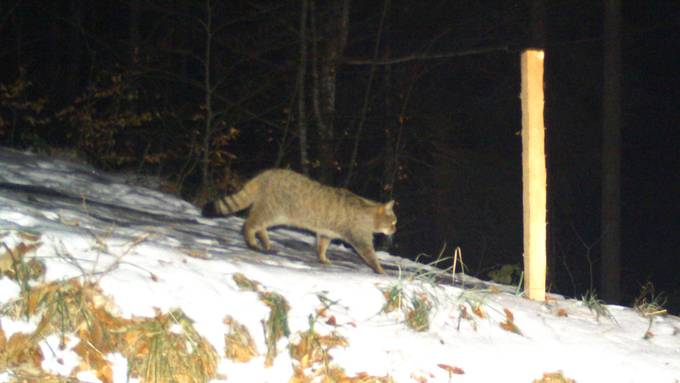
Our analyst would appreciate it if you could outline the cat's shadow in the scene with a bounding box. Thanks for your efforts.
[275,237,368,271]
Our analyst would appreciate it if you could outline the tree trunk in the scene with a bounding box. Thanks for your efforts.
[311,0,350,184]
[297,0,310,175]
[382,46,396,201]
[129,0,140,64]
[601,0,622,303]
[69,0,84,88]
[201,0,215,195]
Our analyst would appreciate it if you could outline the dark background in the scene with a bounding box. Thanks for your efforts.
[1,1,678,312]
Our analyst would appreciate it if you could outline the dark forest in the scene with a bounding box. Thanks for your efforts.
[1,1,678,312]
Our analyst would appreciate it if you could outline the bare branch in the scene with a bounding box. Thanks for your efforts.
[342,45,509,66]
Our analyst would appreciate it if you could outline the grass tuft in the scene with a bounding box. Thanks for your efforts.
[233,272,292,367]
[1,238,45,300]
[288,313,393,383]
[1,279,123,382]
[634,282,667,318]
[381,284,404,314]
[634,282,668,339]
[380,283,433,333]
[259,291,290,367]
[122,309,218,383]
[232,272,262,292]
[224,315,258,362]
[289,319,347,370]
[581,290,615,323]
[405,293,431,332]
[1,278,218,382]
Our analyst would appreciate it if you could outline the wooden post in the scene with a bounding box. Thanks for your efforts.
[521,49,547,301]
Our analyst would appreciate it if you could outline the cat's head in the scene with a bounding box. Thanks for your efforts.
[374,200,397,236]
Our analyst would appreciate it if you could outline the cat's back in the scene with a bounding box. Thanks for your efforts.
[256,169,370,204]
[253,168,322,199]
[255,168,314,187]
[252,169,376,227]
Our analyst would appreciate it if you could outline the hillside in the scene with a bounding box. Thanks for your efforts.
[0,147,678,383]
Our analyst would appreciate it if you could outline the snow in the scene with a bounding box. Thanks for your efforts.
[0,147,679,382]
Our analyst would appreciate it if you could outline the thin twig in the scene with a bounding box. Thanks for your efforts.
[343,0,390,187]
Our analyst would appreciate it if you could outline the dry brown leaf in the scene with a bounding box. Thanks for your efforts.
[410,372,429,383]
[4,332,43,368]
[73,341,114,383]
[0,322,6,351]
[472,305,485,318]
[0,249,13,274]
[503,307,514,321]
[13,242,41,258]
[289,365,313,383]
[500,321,522,335]
[0,241,41,277]
[437,363,465,375]
[532,371,575,383]
[500,308,523,335]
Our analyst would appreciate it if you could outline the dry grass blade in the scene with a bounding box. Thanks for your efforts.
[5,370,77,383]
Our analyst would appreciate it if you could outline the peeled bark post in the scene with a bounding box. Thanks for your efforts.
[521,49,547,302]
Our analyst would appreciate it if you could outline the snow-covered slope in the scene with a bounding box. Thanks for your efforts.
[0,147,678,382]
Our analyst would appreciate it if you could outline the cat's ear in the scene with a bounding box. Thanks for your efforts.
[378,200,395,215]
[385,200,395,211]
